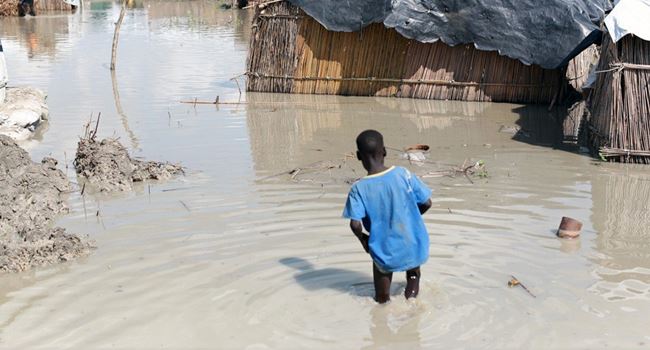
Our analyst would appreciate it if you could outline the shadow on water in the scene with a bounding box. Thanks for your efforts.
[280,257,414,300]
[510,104,581,153]
[279,257,373,296]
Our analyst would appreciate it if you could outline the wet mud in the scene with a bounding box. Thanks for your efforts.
[74,137,184,193]
[0,135,92,273]
[0,87,48,140]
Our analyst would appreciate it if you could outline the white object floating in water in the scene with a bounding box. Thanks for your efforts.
[402,151,426,165]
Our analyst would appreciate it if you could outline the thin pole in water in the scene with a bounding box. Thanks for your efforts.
[110,0,127,71]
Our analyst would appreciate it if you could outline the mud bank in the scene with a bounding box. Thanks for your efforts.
[74,137,183,192]
[0,135,93,273]
[0,87,48,141]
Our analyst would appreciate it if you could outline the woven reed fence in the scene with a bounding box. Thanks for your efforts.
[36,0,75,12]
[0,0,73,16]
[0,0,19,16]
[247,2,563,104]
[588,34,650,163]
[566,45,600,93]
[561,45,600,143]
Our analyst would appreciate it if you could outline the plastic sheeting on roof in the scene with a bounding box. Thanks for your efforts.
[288,0,612,69]
[605,0,650,42]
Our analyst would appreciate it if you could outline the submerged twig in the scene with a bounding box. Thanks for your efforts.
[508,275,536,298]
[231,77,243,99]
[260,160,342,181]
[180,99,247,105]
[91,112,101,140]
[179,200,191,212]
[422,159,487,183]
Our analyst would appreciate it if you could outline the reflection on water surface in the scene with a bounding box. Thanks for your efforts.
[0,1,649,348]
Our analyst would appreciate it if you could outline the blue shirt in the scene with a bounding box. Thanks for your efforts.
[343,166,431,272]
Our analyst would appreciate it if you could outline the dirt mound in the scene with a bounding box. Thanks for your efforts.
[74,137,183,193]
[0,87,49,140]
[0,135,93,273]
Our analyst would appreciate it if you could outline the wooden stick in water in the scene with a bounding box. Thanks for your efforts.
[180,100,248,105]
[110,0,127,71]
[508,275,536,298]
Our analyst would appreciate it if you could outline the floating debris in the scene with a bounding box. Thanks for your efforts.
[422,159,488,183]
[508,275,536,298]
[404,144,430,152]
[556,216,583,239]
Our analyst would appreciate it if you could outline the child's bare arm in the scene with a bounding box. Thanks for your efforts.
[350,220,369,253]
[418,198,432,215]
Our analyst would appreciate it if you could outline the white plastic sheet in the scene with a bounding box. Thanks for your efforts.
[605,0,650,42]
[63,0,80,6]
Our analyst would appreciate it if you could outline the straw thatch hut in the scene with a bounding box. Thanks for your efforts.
[35,0,76,12]
[247,0,609,104]
[0,0,20,16]
[588,1,650,163]
[1,0,75,16]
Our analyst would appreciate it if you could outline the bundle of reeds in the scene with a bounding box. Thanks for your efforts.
[35,0,74,12]
[247,1,301,94]
[562,44,598,144]
[588,34,650,163]
[0,0,73,16]
[563,100,587,143]
[247,2,563,104]
[0,0,19,16]
[566,44,599,93]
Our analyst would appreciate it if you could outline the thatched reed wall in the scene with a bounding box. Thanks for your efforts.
[566,45,600,94]
[0,0,20,16]
[561,45,599,143]
[35,0,74,12]
[247,2,564,104]
[588,34,650,163]
[0,0,73,16]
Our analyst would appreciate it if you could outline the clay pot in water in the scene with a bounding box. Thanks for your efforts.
[557,217,582,239]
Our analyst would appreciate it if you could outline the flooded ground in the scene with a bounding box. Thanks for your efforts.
[1,1,650,348]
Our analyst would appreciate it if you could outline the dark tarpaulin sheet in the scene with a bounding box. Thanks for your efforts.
[287,0,612,69]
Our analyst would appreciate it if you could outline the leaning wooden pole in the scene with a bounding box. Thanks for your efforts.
[110,0,127,71]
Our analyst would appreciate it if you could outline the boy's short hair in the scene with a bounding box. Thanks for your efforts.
[356,130,384,156]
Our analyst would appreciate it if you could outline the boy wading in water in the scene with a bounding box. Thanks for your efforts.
[343,130,432,303]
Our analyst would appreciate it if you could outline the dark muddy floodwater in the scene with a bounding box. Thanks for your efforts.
[1,1,650,348]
